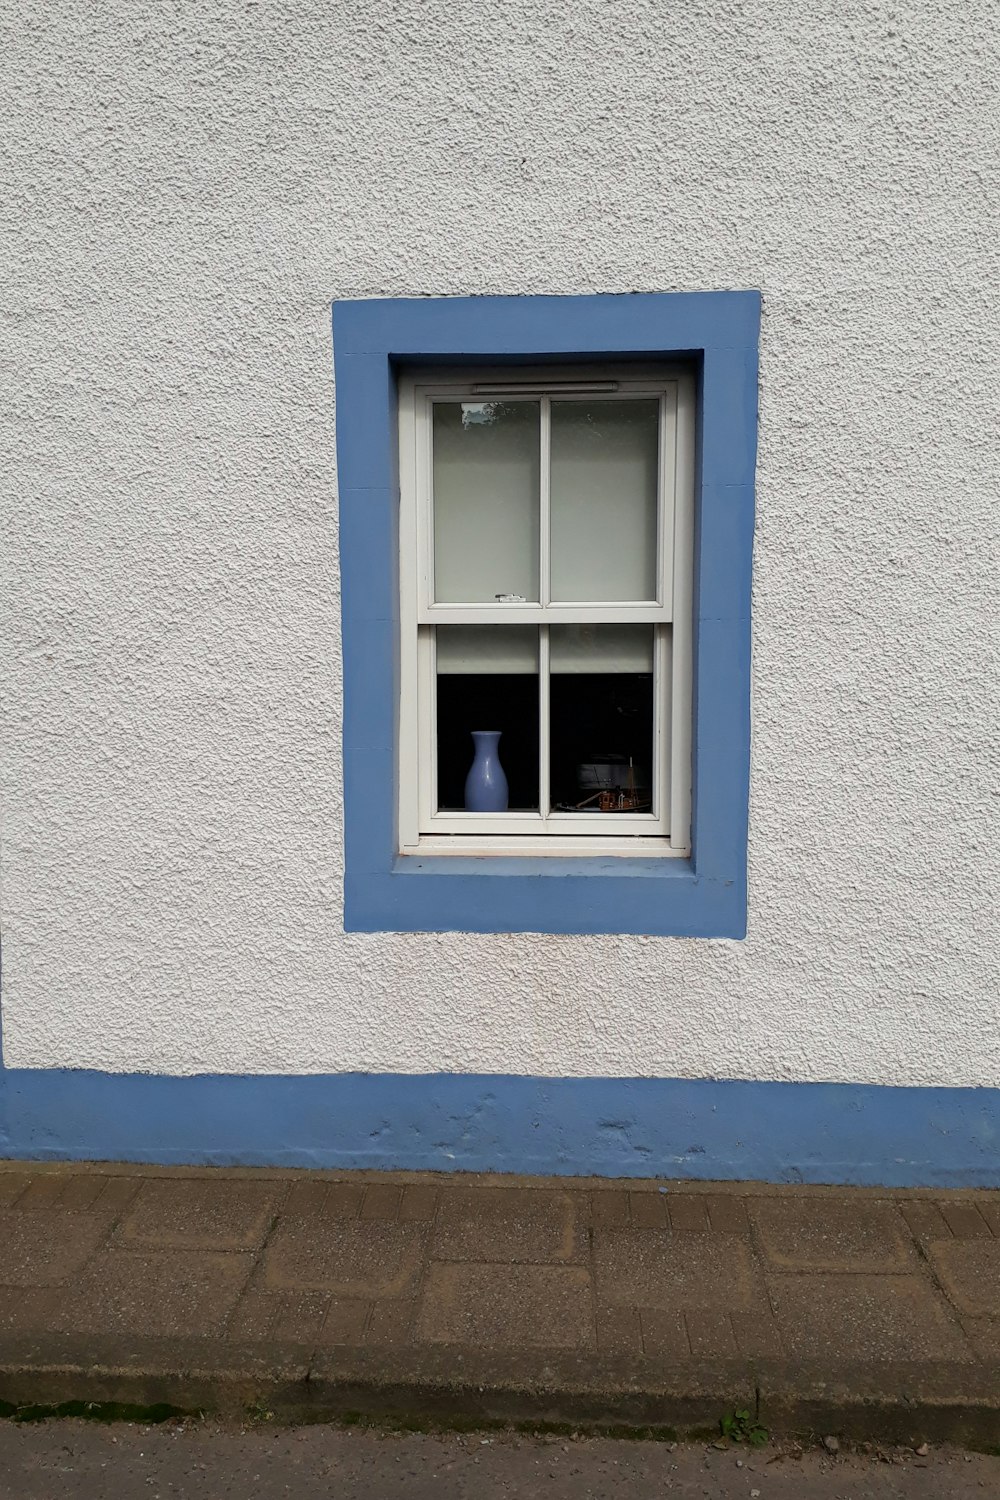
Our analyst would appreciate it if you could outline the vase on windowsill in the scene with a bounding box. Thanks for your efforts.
[464,730,508,812]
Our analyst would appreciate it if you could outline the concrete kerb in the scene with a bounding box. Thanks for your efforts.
[3,1338,1000,1448]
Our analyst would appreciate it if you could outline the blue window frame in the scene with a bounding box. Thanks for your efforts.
[332,292,759,937]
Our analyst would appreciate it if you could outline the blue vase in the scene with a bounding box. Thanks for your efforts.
[464,730,508,812]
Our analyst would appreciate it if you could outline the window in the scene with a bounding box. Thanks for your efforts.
[332,291,758,937]
[398,367,695,857]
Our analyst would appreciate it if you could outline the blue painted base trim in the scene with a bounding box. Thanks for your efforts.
[2,1071,1000,1187]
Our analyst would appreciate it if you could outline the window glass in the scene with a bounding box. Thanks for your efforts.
[549,625,654,814]
[432,401,540,602]
[435,625,539,811]
[549,399,658,602]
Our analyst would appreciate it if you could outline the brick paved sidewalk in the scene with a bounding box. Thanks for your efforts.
[2,1163,1000,1443]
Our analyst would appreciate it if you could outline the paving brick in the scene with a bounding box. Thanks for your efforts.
[226,1289,278,1342]
[975,1200,1000,1238]
[317,1298,370,1345]
[264,1218,425,1298]
[57,1176,110,1212]
[929,1239,1000,1317]
[0,1173,30,1207]
[595,1304,643,1355]
[326,1183,365,1217]
[668,1196,709,1233]
[638,1309,688,1356]
[767,1274,973,1361]
[591,1191,630,1228]
[433,1188,584,1264]
[283,1181,330,1216]
[750,1198,915,1272]
[685,1308,736,1357]
[939,1204,991,1240]
[705,1195,750,1235]
[118,1179,279,1251]
[957,1317,1000,1360]
[93,1177,141,1214]
[594,1230,767,1315]
[731,1308,784,1357]
[273,1291,331,1343]
[398,1186,438,1223]
[0,1285,68,1333]
[15,1177,69,1209]
[415,1264,594,1349]
[629,1192,667,1230]
[898,1201,952,1241]
[361,1185,401,1221]
[0,1209,110,1287]
[54,1251,254,1337]
[366,1299,417,1345]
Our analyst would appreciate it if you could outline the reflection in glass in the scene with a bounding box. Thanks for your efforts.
[435,626,539,811]
[433,401,540,602]
[549,625,654,814]
[550,400,658,602]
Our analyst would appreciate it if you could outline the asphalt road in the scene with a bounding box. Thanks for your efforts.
[0,1421,998,1498]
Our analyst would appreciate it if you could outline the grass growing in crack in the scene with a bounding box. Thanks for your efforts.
[719,1409,769,1447]
[0,1400,196,1426]
[244,1399,276,1425]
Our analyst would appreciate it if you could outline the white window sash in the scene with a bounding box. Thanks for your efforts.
[398,367,694,855]
[416,383,677,617]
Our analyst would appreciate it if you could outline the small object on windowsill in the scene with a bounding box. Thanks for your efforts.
[574,789,651,813]
[494,593,526,602]
[572,755,649,811]
[577,754,649,795]
[464,729,509,812]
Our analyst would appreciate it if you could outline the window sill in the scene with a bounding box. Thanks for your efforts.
[400,836,689,859]
[393,852,695,878]
[344,855,743,937]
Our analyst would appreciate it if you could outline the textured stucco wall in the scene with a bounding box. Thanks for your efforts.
[3,0,998,1086]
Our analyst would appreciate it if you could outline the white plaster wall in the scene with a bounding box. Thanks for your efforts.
[3,0,998,1086]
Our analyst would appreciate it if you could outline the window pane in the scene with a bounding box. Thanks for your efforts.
[436,626,539,811]
[432,401,540,602]
[549,625,654,814]
[549,399,658,602]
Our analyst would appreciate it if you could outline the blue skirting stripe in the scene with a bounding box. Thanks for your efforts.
[2,1071,1000,1187]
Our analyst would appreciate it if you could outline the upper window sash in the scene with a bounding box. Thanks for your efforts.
[408,374,682,625]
